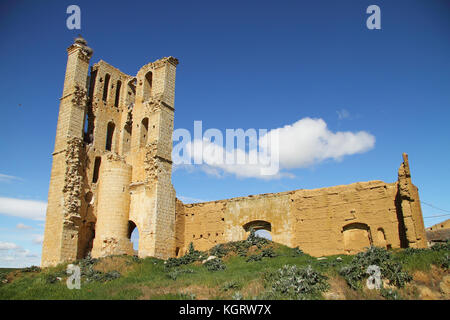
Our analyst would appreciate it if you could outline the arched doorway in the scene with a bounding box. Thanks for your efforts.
[243,220,272,240]
[127,221,139,256]
[342,222,372,254]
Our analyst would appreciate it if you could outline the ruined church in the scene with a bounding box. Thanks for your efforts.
[41,37,427,267]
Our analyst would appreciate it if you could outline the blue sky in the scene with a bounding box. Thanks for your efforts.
[0,0,449,267]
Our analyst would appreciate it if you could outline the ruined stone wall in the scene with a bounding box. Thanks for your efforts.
[177,156,427,257]
[290,181,400,256]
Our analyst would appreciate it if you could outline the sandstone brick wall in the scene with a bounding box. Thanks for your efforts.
[176,156,427,257]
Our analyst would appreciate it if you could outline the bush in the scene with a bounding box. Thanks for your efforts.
[21,266,41,273]
[339,246,412,289]
[229,241,252,257]
[210,244,229,258]
[165,242,204,269]
[0,273,7,285]
[261,248,277,258]
[167,268,195,280]
[204,258,226,271]
[431,241,450,252]
[247,228,270,248]
[402,247,428,256]
[380,288,402,300]
[232,291,243,300]
[246,254,262,263]
[264,265,329,300]
[74,254,121,283]
[292,247,304,256]
[44,273,60,284]
[440,254,449,269]
[221,280,242,291]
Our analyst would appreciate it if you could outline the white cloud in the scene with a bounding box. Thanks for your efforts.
[180,117,375,179]
[16,223,33,230]
[337,109,350,120]
[32,235,44,245]
[0,173,22,183]
[0,242,41,268]
[0,197,47,221]
[0,241,20,250]
[184,138,291,180]
[178,196,208,204]
[261,117,375,169]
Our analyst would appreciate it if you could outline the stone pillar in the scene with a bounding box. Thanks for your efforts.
[397,153,427,248]
[41,37,93,267]
[92,154,133,258]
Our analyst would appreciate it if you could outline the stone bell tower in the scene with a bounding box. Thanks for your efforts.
[41,36,93,267]
[42,36,179,267]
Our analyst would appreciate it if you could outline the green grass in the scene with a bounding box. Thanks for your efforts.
[0,241,448,300]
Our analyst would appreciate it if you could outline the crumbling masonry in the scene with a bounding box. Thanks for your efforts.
[41,37,427,267]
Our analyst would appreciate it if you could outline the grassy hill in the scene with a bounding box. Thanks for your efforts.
[1,234,449,300]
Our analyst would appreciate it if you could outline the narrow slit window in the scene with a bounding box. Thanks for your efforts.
[140,118,149,147]
[102,74,110,102]
[106,121,115,151]
[143,71,153,101]
[114,80,122,107]
[92,157,101,183]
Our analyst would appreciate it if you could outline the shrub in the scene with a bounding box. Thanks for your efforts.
[380,288,402,300]
[246,254,262,263]
[382,260,412,288]
[221,280,242,291]
[229,241,252,257]
[44,273,59,284]
[0,273,7,285]
[431,241,450,252]
[264,265,329,299]
[21,266,41,273]
[165,242,204,269]
[402,247,428,256]
[232,291,243,300]
[440,254,449,269]
[292,247,304,256]
[247,228,270,248]
[339,246,412,289]
[73,254,121,283]
[261,248,277,258]
[210,244,229,258]
[204,258,226,271]
[167,268,195,280]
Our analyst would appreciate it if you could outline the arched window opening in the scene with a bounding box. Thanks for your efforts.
[83,112,89,143]
[88,69,97,101]
[243,220,272,240]
[92,157,101,183]
[126,78,136,107]
[105,122,115,151]
[255,230,272,240]
[102,73,110,102]
[377,227,388,249]
[114,80,122,107]
[84,191,93,205]
[122,123,132,154]
[140,117,149,147]
[128,221,139,256]
[342,222,372,254]
[143,71,153,101]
